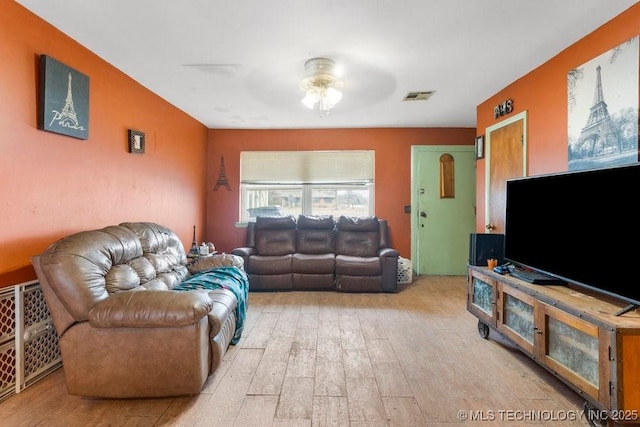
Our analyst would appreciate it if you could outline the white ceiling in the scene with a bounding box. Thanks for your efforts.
[16,0,638,129]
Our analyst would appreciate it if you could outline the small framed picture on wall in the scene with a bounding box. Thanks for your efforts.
[475,135,484,159]
[128,129,145,154]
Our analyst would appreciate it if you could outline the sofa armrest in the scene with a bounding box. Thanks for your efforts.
[231,247,255,257]
[231,247,255,268]
[378,248,399,258]
[88,290,213,328]
[379,248,399,293]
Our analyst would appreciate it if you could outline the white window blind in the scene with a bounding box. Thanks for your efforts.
[240,150,374,184]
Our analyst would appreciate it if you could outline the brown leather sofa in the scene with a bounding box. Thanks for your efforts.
[232,215,399,292]
[31,222,240,398]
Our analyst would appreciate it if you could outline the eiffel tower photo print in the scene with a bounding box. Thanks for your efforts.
[567,36,638,171]
[38,55,89,140]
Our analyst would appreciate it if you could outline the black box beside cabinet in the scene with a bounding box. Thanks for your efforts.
[469,233,504,266]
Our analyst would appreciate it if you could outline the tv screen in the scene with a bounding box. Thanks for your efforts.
[504,163,640,307]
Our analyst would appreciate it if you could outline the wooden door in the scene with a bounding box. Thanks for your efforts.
[485,112,527,233]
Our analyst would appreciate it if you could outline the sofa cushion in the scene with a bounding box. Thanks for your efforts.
[335,216,380,257]
[36,225,144,321]
[255,229,296,256]
[297,229,336,254]
[335,255,381,276]
[297,214,334,230]
[335,216,379,232]
[254,215,297,256]
[105,264,141,293]
[138,278,171,290]
[248,254,292,274]
[296,215,335,254]
[126,257,156,284]
[156,271,185,289]
[336,231,379,257]
[121,222,187,265]
[144,252,173,273]
[120,222,190,288]
[255,215,297,230]
[292,253,335,274]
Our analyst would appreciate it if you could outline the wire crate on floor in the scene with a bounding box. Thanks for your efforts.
[0,286,16,402]
[397,257,413,284]
[0,281,61,402]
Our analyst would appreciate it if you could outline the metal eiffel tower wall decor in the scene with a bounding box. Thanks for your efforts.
[214,156,231,191]
[38,55,90,140]
[567,36,638,171]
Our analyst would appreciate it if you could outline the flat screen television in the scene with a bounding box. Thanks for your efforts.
[504,163,640,313]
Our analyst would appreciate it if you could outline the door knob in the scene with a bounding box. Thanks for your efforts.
[420,212,427,218]
[485,223,495,230]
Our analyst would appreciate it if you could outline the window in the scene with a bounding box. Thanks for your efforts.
[240,151,374,222]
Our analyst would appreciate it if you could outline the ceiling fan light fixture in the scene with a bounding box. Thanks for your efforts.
[301,91,318,109]
[300,57,343,115]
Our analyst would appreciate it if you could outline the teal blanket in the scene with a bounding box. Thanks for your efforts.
[174,266,249,345]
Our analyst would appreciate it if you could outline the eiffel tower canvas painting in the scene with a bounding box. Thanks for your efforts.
[38,55,89,140]
[567,36,638,171]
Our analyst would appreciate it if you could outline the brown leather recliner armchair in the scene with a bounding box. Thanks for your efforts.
[31,222,238,398]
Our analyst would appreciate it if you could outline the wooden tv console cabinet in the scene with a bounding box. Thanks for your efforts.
[467,266,640,426]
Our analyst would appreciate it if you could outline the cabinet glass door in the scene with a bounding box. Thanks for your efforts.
[467,271,496,328]
[541,304,600,399]
[500,287,535,353]
[547,317,599,386]
[472,277,493,315]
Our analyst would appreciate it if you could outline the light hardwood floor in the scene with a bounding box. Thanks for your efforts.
[0,275,590,426]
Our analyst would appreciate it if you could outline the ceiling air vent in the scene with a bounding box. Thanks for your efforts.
[182,63,238,77]
[403,91,435,101]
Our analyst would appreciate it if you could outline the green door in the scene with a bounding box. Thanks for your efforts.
[412,146,476,275]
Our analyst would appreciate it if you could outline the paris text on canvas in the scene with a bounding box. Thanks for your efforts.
[38,55,89,140]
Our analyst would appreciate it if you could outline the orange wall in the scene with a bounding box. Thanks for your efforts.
[475,3,640,231]
[206,128,476,258]
[0,1,209,287]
